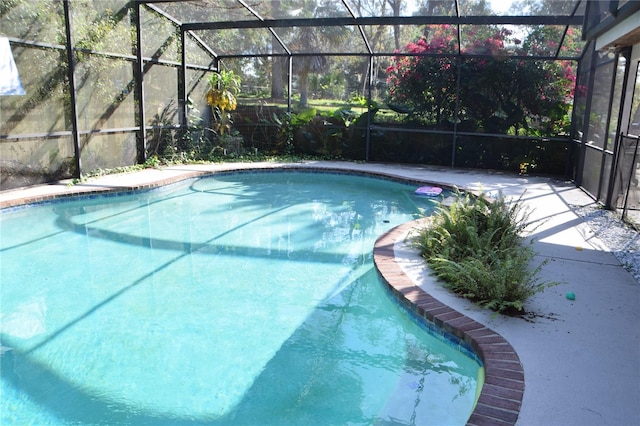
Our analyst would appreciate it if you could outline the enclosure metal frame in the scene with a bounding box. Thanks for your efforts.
[8,0,635,191]
[136,0,584,164]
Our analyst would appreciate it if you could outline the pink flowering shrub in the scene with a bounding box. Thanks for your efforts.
[386,25,578,135]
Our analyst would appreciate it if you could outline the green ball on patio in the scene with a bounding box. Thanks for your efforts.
[565,292,576,301]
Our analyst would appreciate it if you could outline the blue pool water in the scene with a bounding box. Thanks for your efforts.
[0,171,481,425]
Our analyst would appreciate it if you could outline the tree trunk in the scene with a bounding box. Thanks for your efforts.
[271,56,284,99]
[270,0,284,99]
[299,65,309,107]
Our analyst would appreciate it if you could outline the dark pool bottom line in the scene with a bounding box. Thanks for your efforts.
[373,223,524,426]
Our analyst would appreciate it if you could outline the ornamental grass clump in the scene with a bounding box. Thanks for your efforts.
[412,191,552,315]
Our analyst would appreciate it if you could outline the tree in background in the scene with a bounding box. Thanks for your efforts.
[385,24,458,124]
[385,24,577,135]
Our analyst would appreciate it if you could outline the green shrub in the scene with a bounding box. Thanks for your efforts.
[412,191,553,315]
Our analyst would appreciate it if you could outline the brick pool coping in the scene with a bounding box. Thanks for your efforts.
[374,223,524,426]
[0,170,209,210]
[1,164,525,424]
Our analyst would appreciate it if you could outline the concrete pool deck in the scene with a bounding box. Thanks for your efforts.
[1,161,639,425]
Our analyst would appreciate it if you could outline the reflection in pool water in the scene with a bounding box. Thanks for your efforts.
[1,171,482,425]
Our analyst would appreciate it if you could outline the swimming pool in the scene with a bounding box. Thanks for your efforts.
[1,171,482,425]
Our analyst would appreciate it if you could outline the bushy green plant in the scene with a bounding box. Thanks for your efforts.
[412,191,553,315]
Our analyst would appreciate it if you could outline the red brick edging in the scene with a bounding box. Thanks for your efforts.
[373,222,525,426]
